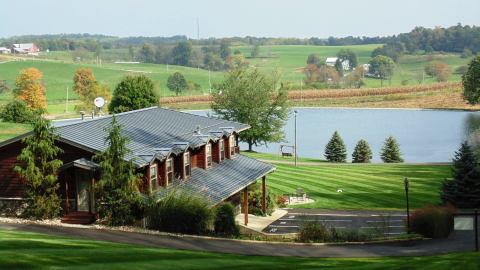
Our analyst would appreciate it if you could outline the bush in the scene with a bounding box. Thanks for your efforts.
[0,100,34,123]
[410,205,455,238]
[146,190,213,235]
[240,183,277,216]
[214,203,239,237]
[276,196,288,208]
[297,220,379,243]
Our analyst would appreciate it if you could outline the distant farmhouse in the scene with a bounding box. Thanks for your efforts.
[0,47,10,54]
[11,43,40,55]
[325,57,350,71]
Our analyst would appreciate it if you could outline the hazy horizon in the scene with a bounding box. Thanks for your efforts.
[1,0,480,39]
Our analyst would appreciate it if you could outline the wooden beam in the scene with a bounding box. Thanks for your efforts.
[262,176,266,214]
[65,177,69,214]
[243,187,248,226]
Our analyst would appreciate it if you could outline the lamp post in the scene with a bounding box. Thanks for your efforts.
[294,110,298,167]
[404,177,410,234]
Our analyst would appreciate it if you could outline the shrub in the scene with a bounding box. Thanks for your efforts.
[240,183,277,216]
[297,220,379,243]
[410,205,455,238]
[276,196,288,208]
[146,190,213,235]
[325,131,347,162]
[214,203,239,237]
[0,100,34,123]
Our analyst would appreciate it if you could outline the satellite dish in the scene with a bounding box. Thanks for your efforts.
[94,97,105,108]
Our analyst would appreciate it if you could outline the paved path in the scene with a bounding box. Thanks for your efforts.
[1,222,476,258]
[264,209,407,235]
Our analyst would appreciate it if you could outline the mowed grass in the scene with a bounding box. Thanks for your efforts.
[0,122,30,141]
[265,163,451,210]
[1,229,479,270]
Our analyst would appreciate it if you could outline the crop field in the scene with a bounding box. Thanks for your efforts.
[1,229,479,270]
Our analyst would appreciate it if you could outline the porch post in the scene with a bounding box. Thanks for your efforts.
[65,179,69,214]
[262,176,266,214]
[243,187,248,226]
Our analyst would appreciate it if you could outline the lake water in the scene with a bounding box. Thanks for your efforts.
[191,108,480,163]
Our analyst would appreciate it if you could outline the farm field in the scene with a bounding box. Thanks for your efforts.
[1,229,478,270]
[0,45,473,115]
[243,152,451,210]
[0,122,30,141]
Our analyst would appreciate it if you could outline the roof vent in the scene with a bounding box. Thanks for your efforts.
[194,125,202,135]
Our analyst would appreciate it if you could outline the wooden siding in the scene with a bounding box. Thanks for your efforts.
[0,141,25,197]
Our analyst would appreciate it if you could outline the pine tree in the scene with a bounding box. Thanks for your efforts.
[352,139,372,163]
[441,142,480,208]
[93,116,142,226]
[14,116,63,219]
[380,136,403,163]
[324,131,347,162]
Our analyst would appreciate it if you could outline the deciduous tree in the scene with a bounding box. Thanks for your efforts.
[15,116,63,219]
[172,41,192,66]
[14,68,46,110]
[73,68,111,111]
[109,75,158,113]
[167,72,188,96]
[212,69,289,151]
[369,55,395,86]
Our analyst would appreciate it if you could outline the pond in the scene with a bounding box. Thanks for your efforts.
[192,108,480,163]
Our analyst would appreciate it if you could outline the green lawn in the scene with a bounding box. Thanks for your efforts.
[1,229,478,270]
[247,153,452,210]
[0,122,30,141]
[242,151,327,163]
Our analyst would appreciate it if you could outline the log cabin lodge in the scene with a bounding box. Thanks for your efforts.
[0,107,275,225]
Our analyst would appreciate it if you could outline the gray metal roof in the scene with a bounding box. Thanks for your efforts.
[165,154,275,205]
[55,107,250,167]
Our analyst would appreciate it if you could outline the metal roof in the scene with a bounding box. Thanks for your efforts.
[164,154,275,205]
[55,107,250,167]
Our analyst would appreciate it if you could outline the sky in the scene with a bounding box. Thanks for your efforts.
[1,0,479,38]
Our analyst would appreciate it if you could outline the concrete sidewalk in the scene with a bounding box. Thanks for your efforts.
[1,222,476,258]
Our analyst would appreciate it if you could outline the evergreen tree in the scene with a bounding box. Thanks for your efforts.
[324,131,347,163]
[380,136,403,163]
[462,56,480,105]
[441,142,480,208]
[14,116,63,219]
[93,116,142,226]
[352,139,373,163]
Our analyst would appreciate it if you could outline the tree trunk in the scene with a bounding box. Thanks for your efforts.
[248,141,253,152]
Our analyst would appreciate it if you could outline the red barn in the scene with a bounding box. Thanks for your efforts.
[12,43,40,55]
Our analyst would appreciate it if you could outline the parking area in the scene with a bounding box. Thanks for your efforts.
[263,209,407,236]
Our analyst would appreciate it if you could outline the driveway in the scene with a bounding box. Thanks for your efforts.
[264,209,407,236]
[1,221,477,258]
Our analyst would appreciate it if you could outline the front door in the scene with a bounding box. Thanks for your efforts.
[76,170,91,212]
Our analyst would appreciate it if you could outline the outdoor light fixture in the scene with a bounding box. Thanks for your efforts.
[404,177,410,234]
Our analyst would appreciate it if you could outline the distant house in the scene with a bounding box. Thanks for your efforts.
[0,47,10,54]
[325,57,350,71]
[11,43,40,55]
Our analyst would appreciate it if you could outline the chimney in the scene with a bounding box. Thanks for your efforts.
[194,125,201,135]
[80,111,85,120]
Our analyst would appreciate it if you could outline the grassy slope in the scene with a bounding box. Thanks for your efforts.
[0,122,30,141]
[243,152,451,210]
[1,229,478,270]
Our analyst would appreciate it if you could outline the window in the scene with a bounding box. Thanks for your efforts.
[184,152,191,178]
[149,164,158,191]
[229,136,236,157]
[167,158,173,184]
[219,139,225,162]
[206,143,212,167]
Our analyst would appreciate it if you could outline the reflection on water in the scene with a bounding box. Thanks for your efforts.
[191,108,480,163]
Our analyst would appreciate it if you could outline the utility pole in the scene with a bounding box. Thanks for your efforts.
[208,69,212,94]
[294,110,298,167]
[65,87,69,113]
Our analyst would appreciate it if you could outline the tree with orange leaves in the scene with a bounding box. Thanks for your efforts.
[73,68,111,111]
[14,68,47,111]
